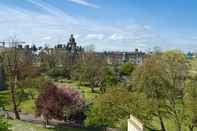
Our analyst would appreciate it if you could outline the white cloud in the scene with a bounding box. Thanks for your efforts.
[67,0,99,8]
[0,5,163,51]
[1,1,188,51]
[42,36,52,40]
[74,34,80,38]
[109,34,124,40]
[86,34,105,40]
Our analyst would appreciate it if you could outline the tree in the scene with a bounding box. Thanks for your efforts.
[85,88,154,130]
[0,63,6,90]
[103,66,118,87]
[131,54,169,131]
[162,51,188,131]
[131,51,188,131]
[1,39,39,120]
[3,39,23,120]
[19,76,47,99]
[119,62,135,77]
[35,82,85,127]
[184,79,197,131]
[73,52,108,93]
[0,116,10,131]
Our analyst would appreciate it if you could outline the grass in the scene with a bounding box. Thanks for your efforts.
[0,89,37,114]
[0,90,10,108]
[2,79,197,131]
[0,79,99,114]
[8,119,103,131]
[54,79,100,104]
[151,117,197,131]
[20,99,35,114]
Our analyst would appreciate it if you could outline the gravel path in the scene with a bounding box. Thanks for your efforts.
[2,111,65,125]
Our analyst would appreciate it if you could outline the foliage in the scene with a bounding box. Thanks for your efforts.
[103,66,118,87]
[119,62,135,76]
[19,76,48,99]
[131,51,188,131]
[0,116,10,131]
[0,64,6,90]
[35,82,85,123]
[184,79,197,131]
[162,51,188,131]
[72,53,108,93]
[85,88,153,129]
[47,66,65,78]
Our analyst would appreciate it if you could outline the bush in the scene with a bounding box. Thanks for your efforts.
[85,88,153,129]
[47,67,65,78]
[0,116,10,131]
[35,82,85,125]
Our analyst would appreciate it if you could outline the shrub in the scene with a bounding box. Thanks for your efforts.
[0,116,10,131]
[35,82,85,126]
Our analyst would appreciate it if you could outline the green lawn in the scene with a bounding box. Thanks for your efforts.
[0,79,99,114]
[151,117,197,131]
[54,79,100,104]
[0,89,36,114]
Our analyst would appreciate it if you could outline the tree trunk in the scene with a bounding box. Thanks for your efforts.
[174,114,182,131]
[159,116,166,131]
[91,87,95,93]
[43,118,48,128]
[90,84,95,93]
[100,86,105,94]
[11,75,20,120]
[189,125,194,131]
[176,122,182,131]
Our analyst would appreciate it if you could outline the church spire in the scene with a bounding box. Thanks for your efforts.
[66,34,77,53]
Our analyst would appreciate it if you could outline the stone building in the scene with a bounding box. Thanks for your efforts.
[56,34,145,65]
[102,49,145,65]
[128,115,144,131]
[66,34,83,53]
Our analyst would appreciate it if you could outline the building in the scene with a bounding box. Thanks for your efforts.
[102,49,145,65]
[128,115,144,131]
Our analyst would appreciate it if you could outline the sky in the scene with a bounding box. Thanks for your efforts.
[1,0,197,52]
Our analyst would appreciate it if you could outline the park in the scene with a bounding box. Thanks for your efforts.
[0,34,197,131]
[1,1,197,131]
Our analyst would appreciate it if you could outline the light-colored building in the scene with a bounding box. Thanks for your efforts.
[128,115,144,131]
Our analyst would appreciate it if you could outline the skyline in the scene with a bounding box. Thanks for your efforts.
[1,0,197,51]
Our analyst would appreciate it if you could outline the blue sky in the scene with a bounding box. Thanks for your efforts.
[1,0,197,51]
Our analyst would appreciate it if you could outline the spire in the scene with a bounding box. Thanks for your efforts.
[67,34,77,52]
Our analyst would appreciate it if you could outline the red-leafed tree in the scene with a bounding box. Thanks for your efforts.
[35,82,85,127]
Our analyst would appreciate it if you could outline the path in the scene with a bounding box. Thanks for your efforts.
[1,110,82,128]
[2,111,65,125]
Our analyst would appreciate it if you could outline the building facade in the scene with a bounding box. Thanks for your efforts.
[102,49,145,65]
[128,115,144,131]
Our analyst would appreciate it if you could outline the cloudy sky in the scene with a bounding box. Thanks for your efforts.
[1,0,197,51]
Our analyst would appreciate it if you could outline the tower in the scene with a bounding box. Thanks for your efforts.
[66,34,77,54]
[66,34,78,65]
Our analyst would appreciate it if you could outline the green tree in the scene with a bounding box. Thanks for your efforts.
[184,79,197,131]
[103,66,118,87]
[131,54,169,131]
[73,52,108,93]
[3,46,22,120]
[0,116,10,131]
[131,51,188,131]
[162,51,188,131]
[85,88,154,130]
[119,62,135,76]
